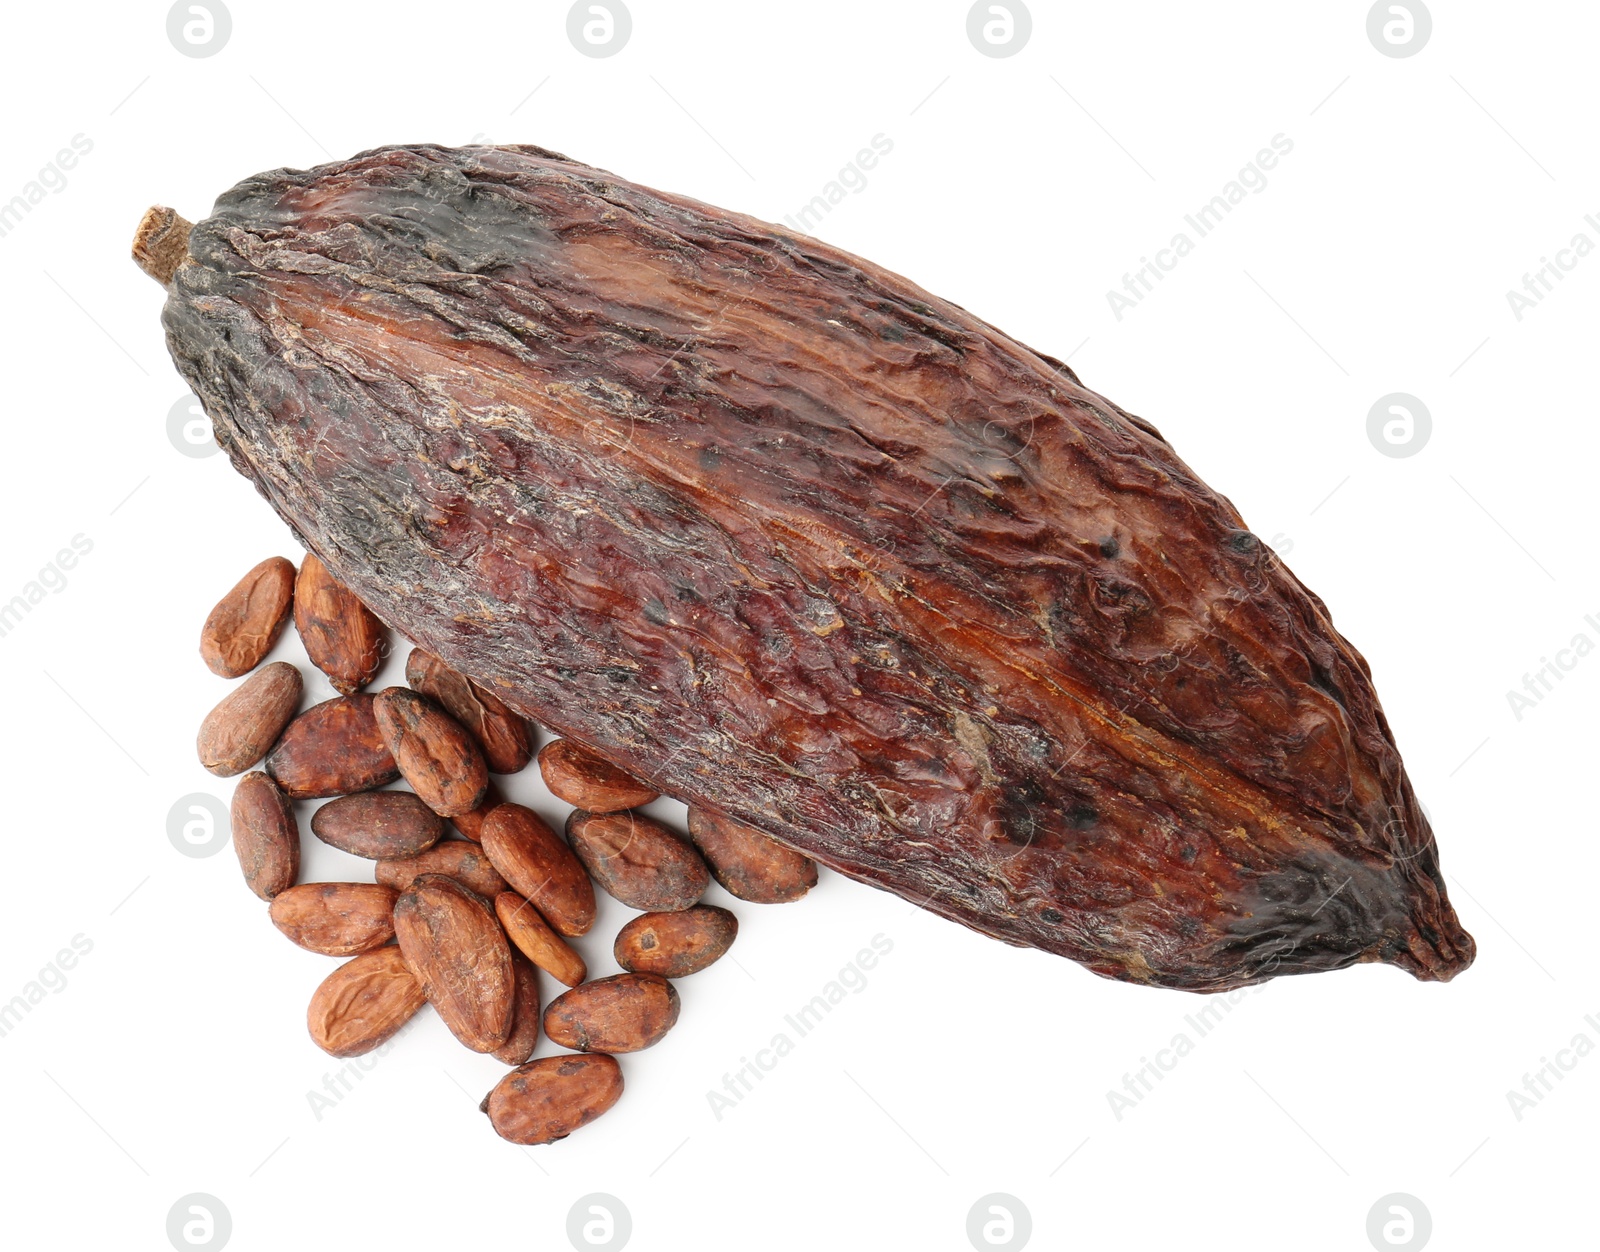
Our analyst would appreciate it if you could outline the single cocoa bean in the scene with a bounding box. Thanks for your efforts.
[393,873,514,1052]
[542,973,679,1054]
[482,1054,623,1145]
[614,906,738,978]
[493,953,543,1066]
[307,946,426,1057]
[373,687,488,818]
[230,771,299,900]
[449,784,503,842]
[536,739,658,813]
[375,839,509,898]
[269,882,399,955]
[310,790,444,859]
[494,892,588,988]
[686,806,818,904]
[565,811,708,913]
[200,555,296,678]
[264,693,398,798]
[405,649,534,774]
[197,661,302,777]
[480,804,596,938]
[294,552,386,695]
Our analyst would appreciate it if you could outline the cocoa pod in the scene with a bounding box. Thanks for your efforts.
[307,946,426,1057]
[376,839,509,898]
[480,804,595,938]
[373,687,488,818]
[492,953,543,1066]
[265,694,398,799]
[686,806,818,904]
[230,771,299,899]
[393,873,514,1052]
[310,790,444,859]
[200,555,295,678]
[566,811,708,913]
[482,1054,623,1145]
[614,906,738,978]
[269,882,399,955]
[405,649,533,774]
[537,739,658,813]
[494,892,588,988]
[294,552,385,695]
[197,661,302,777]
[543,973,679,1054]
[448,785,502,842]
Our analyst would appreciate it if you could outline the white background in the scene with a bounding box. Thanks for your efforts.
[0,2,1594,1249]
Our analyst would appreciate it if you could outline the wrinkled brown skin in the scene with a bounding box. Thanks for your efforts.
[158,144,1474,991]
[265,693,398,798]
[197,661,302,777]
[687,805,818,904]
[480,804,596,937]
[310,790,444,858]
[567,811,708,913]
[393,873,515,1052]
[493,953,543,1066]
[483,1053,623,1145]
[201,555,296,677]
[375,839,508,898]
[269,881,399,955]
[230,771,300,899]
[406,649,534,774]
[543,972,680,1053]
[448,784,502,842]
[495,891,588,987]
[537,739,659,812]
[615,906,738,978]
[308,946,426,1057]
[373,687,489,817]
[294,552,386,695]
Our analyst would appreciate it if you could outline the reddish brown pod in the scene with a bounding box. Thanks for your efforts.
[483,1054,623,1145]
[269,883,399,955]
[405,649,534,774]
[230,771,299,900]
[310,791,444,859]
[615,906,738,978]
[543,973,680,1054]
[448,785,503,842]
[566,811,708,913]
[294,553,386,695]
[307,946,426,1058]
[492,953,544,1067]
[480,804,596,938]
[495,892,588,988]
[686,806,818,904]
[393,873,514,1053]
[197,661,302,777]
[265,694,398,799]
[200,556,295,677]
[373,687,488,818]
[537,739,657,813]
[375,841,509,899]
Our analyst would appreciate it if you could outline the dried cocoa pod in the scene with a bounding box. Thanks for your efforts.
[566,812,708,913]
[405,649,534,774]
[307,946,426,1057]
[393,873,514,1052]
[480,804,596,938]
[230,771,300,899]
[375,840,509,898]
[200,555,295,678]
[614,906,738,978]
[148,145,1474,990]
[310,790,444,859]
[293,552,385,695]
[494,892,588,988]
[482,1054,623,1145]
[197,661,302,777]
[686,805,818,904]
[372,687,488,818]
[264,693,398,799]
[537,739,658,813]
[492,953,543,1066]
[448,785,502,842]
[268,882,399,955]
[543,973,680,1054]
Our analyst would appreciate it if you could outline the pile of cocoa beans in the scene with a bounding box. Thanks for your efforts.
[196,554,818,1144]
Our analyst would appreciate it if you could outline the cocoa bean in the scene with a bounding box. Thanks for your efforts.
[494,892,588,988]
[492,953,543,1066]
[200,555,295,678]
[264,693,398,799]
[482,1054,623,1145]
[405,649,534,775]
[373,687,488,818]
[686,806,818,904]
[542,973,679,1054]
[197,661,302,777]
[307,946,426,1057]
[448,784,503,843]
[310,790,444,859]
[614,906,738,978]
[565,811,708,913]
[393,873,513,1052]
[480,804,595,938]
[230,771,299,900]
[375,840,509,899]
[537,739,658,813]
[269,882,399,955]
[294,552,385,695]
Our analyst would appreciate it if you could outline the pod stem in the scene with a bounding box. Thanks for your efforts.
[132,205,193,286]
